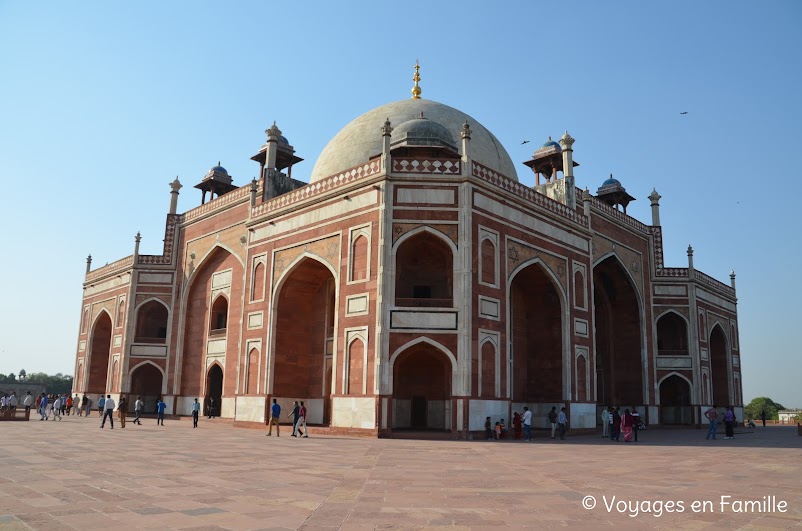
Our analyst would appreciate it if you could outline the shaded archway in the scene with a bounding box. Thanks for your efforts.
[510,262,563,403]
[395,230,453,308]
[659,374,692,424]
[710,325,730,406]
[273,257,335,425]
[392,342,452,430]
[134,300,169,343]
[593,256,643,406]
[205,364,223,417]
[130,362,163,414]
[656,312,688,356]
[86,311,112,394]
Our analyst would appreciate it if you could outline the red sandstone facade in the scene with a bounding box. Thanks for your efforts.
[74,96,742,436]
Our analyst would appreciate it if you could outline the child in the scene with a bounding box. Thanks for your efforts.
[499,419,507,439]
[494,422,502,440]
[485,417,492,440]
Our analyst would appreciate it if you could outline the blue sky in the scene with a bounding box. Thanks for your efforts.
[1,2,799,407]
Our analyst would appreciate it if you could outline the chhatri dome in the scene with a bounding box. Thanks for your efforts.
[310,64,518,182]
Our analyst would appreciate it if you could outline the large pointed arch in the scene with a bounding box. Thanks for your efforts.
[658,372,693,424]
[709,323,731,406]
[506,257,570,402]
[129,360,166,413]
[593,253,646,406]
[86,308,114,395]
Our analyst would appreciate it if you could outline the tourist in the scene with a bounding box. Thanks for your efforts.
[23,392,33,413]
[191,398,199,428]
[621,408,634,442]
[83,396,92,417]
[522,406,533,441]
[289,401,301,436]
[724,406,736,440]
[631,407,641,442]
[266,398,281,436]
[156,397,166,426]
[100,394,115,429]
[558,407,568,440]
[705,404,719,440]
[134,396,143,425]
[52,395,62,421]
[296,401,308,437]
[601,406,610,438]
[512,411,522,440]
[43,394,54,420]
[60,394,67,416]
[118,396,128,428]
[65,395,72,415]
[760,410,767,428]
[207,396,215,419]
[8,392,17,412]
[548,406,558,439]
[1,394,8,412]
[747,418,756,429]
[494,422,502,440]
[97,395,105,418]
[485,416,493,440]
[74,394,81,415]
[611,407,621,441]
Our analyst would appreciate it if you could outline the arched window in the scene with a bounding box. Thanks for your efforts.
[480,239,495,285]
[656,312,688,355]
[481,341,495,397]
[351,235,368,282]
[116,299,126,328]
[252,262,265,302]
[395,231,453,308]
[81,309,89,334]
[246,348,259,394]
[347,339,364,394]
[210,295,228,335]
[134,300,169,343]
[699,313,706,342]
[577,355,587,402]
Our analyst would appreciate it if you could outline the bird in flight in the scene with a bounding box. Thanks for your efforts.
[521,140,529,144]
[680,112,688,115]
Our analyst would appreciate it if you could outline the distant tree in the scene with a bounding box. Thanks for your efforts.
[21,372,73,395]
[744,397,785,421]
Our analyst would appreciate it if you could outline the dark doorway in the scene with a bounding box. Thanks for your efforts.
[660,375,692,424]
[206,364,223,417]
[130,363,163,414]
[710,325,730,407]
[87,312,112,395]
[411,396,427,429]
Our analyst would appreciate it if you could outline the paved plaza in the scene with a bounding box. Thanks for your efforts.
[0,417,800,530]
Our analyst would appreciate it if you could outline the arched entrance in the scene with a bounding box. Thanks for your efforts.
[395,231,453,308]
[87,312,112,394]
[130,363,163,414]
[656,312,689,356]
[593,256,643,407]
[659,374,692,424]
[510,262,563,402]
[392,342,452,431]
[710,325,730,406]
[273,257,335,425]
[205,364,223,417]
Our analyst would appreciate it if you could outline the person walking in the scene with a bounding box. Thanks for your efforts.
[295,401,308,437]
[288,401,301,436]
[724,407,736,440]
[133,396,143,425]
[611,407,621,441]
[8,393,17,412]
[760,410,767,428]
[42,394,52,420]
[192,398,200,428]
[631,407,641,442]
[557,407,568,440]
[52,395,62,421]
[521,406,532,441]
[207,397,215,419]
[100,394,115,429]
[266,398,281,436]
[705,405,719,440]
[97,395,105,418]
[621,408,635,442]
[156,397,166,426]
[118,396,128,428]
[548,406,558,439]
[512,411,522,440]
[601,406,610,438]
[23,392,33,413]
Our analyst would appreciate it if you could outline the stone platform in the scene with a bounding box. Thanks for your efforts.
[0,417,800,530]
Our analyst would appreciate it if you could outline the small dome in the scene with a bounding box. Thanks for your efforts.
[210,164,228,175]
[540,138,562,150]
[277,135,289,145]
[390,115,458,152]
[602,176,621,187]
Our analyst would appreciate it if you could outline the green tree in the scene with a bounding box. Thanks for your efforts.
[22,372,73,395]
[744,397,785,421]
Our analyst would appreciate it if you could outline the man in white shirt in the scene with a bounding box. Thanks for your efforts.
[100,394,116,429]
[557,407,568,440]
[23,392,33,412]
[601,407,610,438]
[134,396,143,425]
[521,407,533,441]
[8,393,17,411]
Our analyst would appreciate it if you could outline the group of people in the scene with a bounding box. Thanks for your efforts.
[0,393,20,412]
[601,406,642,442]
[266,398,308,437]
[704,405,739,440]
[484,406,570,441]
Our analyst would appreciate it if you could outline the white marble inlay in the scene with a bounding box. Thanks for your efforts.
[397,188,455,205]
[390,311,457,330]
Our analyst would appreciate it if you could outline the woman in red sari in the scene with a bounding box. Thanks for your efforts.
[621,408,635,442]
[513,412,522,440]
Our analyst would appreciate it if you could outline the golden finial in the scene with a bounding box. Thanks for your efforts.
[411,60,421,99]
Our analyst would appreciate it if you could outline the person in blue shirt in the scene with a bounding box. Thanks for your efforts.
[191,398,200,428]
[266,398,281,437]
[156,397,166,426]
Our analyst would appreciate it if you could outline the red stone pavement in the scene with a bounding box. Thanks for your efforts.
[0,416,800,530]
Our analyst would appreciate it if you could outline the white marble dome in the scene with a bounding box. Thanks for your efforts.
[310,99,518,182]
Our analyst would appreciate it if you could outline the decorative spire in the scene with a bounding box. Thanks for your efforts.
[266,121,282,140]
[411,60,421,99]
[687,245,693,256]
[381,117,393,136]
[560,130,575,149]
[461,120,472,140]
[648,188,661,203]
